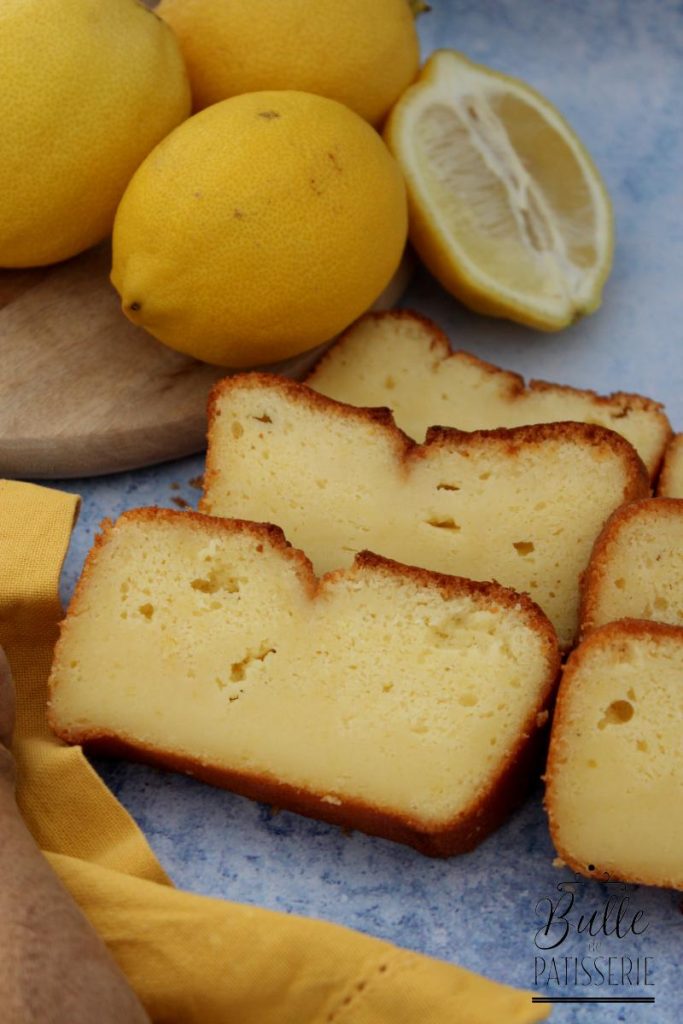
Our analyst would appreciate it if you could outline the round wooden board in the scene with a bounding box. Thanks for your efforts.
[0,245,410,479]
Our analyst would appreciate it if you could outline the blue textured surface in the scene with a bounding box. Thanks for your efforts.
[47,2,683,1020]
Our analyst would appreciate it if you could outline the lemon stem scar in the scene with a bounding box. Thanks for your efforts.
[409,1,431,17]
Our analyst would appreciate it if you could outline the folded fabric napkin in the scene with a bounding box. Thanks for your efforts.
[0,478,548,1023]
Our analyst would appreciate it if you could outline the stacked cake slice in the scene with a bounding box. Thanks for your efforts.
[202,373,647,650]
[658,434,683,496]
[306,310,671,480]
[49,509,559,857]
[49,309,681,869]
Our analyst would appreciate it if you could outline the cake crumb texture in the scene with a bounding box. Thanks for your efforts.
[48,508,559,857]
[546,620,683,890]
[306,311,671,479]
[581,498,683,635]
[202,373,648,649]
[658,434,683,497]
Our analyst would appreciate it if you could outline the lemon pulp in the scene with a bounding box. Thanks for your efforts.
[385,50,614,329]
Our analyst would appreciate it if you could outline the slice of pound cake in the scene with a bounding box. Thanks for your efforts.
[658,434,683,497]
[545,620,683,889]
[48,509,559,857]
[202,374,648,649]
[306,311,671,480]
[581,498,683,635]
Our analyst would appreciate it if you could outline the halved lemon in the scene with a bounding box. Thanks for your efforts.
[385,50,614,330]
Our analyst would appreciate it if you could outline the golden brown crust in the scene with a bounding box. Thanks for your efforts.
[304,309,672,478]
[55,507,320,633]
[68,713,554,858]
[202,371,410,508]
[49,509,321,724]
[657,433,683,496]
[49,507,560,858]
[579,497,683,638]
[206,367,405,440]
[202,371,650,515]
[545,618,683,888]
[57,507,562,633]
[335,549,561,643]
[422,418,645,462]
[305,309,454,381]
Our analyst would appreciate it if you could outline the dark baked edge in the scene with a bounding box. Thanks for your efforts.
[544,617,683,890]
[71,722,553,859]
[304,309,671,478]
[49,506,560,859]
[657,433,683,496]
[579,497,683,638]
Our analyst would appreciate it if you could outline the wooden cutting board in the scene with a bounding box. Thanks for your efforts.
[0,245,410,480]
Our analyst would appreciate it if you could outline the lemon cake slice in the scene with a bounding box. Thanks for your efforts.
[306,310,671,480]
[48,509,559,857]
[580,498,683,635]
[658,434,683,497]
[545,620,683,889]
[202,374,648,649]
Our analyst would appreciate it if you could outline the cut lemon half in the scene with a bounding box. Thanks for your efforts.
[385,50,614,330]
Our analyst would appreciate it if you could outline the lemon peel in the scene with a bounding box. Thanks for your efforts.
[385,50,614,330]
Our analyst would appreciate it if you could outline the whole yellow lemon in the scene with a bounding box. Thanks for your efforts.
[111,91,408,367]
[0,0,190,268]
[157,0,420,126]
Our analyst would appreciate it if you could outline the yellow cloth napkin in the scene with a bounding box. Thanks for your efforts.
[0,478,548,1023]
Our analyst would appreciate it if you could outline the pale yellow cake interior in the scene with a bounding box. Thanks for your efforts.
[548,628,683,888]
[583,501,683,632]
[49,514,555,827]
[203,379,644,648]
[658,435,683,497]
[307,313,669,478]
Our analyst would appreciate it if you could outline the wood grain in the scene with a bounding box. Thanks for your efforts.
[0,245,410,479]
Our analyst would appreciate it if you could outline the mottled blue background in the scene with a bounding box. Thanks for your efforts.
[47,2,683,1021]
